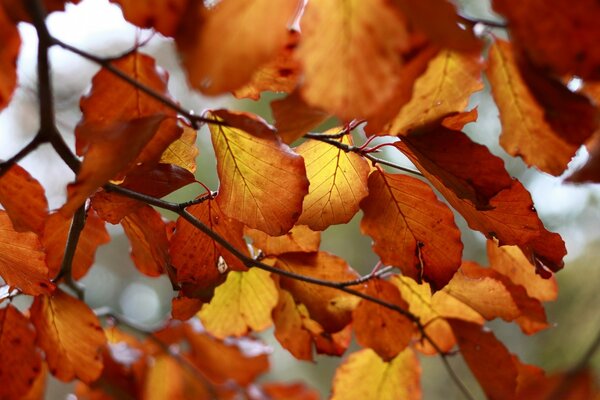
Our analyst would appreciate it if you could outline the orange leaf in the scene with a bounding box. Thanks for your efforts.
[109,0,188,36]
[568,131,600,183]
[353,279,416,360]
[209,110,308,235]
[297,0,409,120]
[63,115,167,216]
[360,170,463,289]
[487,240,558,302]
[91,163,195,224]
[31,289,106,383]
[262,382,320,400]
[169,199,247,299]
[331,348,421,400]
[246,225,320,256]
[0,163,48,234]
[0,211,54,295]
[487,39,577,175]
[0,305,43,400]
[272,288,314,361]
[159,122,199,173]
[121,205,169,277]
[386,49,483,135]
[178,0,301,94]
[184,323,270,386]
[493,0,600,79]
[42,210,110,280]
[171,295,203,321]
[296,134,370,230]
[233,30,301,100]
[271,90,329,144]
[143,353,211,400]
[0,6,19,110]
[274,252,360,332]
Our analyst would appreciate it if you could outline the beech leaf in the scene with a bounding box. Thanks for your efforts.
[271,90,329,144]
[246,225,321,256]
[0,6,19,110]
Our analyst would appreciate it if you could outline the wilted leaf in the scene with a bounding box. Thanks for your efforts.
[487,39,577,175]
[42,210,110,280]
[209,110,308,235]
[297,0,409,120]
[353,279,416,360]
[360,170,463,289]
[296,134,370,230]
[122,205,169,277]
[387,49,483,135]
[0,163,48,234]
[169,199,247,298]
[0,211,54,295]
[198,268,278,339]
[31,289,106,383]
[271,90,329,144]
[0,6,19,110]
[178,0,301,94]
[331,348,421,400]
[246,225,320,256]
[274,252,360,332]
[0,305,43,400]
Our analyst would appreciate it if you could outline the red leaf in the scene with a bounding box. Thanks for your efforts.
[0,5,19,110]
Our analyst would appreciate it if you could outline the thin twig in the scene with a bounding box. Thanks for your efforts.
[53,205,87,299]
[0,138,41,178]
[440,354,477,400]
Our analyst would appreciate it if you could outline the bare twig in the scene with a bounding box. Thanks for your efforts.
[53,205,87,299]
[0,138,41,179]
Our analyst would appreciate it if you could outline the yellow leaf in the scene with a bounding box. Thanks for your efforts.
[159,122,198,173]
[331,348,421,400]
[296,133,370,230]
[199,268,278,339]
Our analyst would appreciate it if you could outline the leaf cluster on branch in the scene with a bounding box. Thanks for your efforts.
[0,0,599,399]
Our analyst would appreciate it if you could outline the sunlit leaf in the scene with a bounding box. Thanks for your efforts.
[261,382,320,400]
[296,133,370,230]
[360,170,463,289]
[209,109,308,235]
[246,225,320,256]
[331,348,421,400]
[198,268,278,339]
[272,289,314,361]
[143,353,211,400]
[171,295,203,321]
[0,5,19,110]
[110,0,188,36]
[159,122,199,173]
[297,0,409,120]
[270,90,329,144]
[31,289,106,383]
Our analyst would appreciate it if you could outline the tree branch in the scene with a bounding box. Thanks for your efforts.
[53,205,86,299]
[0,138,41,179]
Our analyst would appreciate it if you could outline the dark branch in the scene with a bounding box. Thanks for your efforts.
[0,138,41,179]
[53,205,87,299]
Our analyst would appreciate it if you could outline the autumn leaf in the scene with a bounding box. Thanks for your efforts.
[121,205,169,277]
[143,353,211,400]
[246,225,320,256]
[272,289,314,361]
[169,198,247,298]
[353,279,416,360]
[198,268,278,339]
[297,0,409,120]
[487,39,577,175]
[567,131,600,183]
[331,348,421,400]
[0,163,48,234]
[0,211,54,295]
[261,382,320,400]
[159,122,199,173]
[209,109,308,235]
[0,5,19,110]
[42,210,110,280]
[386,49,483,135]
[171,295,203,321]
[109,0,188,36]
[178,0,301,94]
[296,133,370,230]
[360,170,463,289]
[0,305,43,400]
[270,90,329,144]
[274,252,360,332]
[31,289,106,383]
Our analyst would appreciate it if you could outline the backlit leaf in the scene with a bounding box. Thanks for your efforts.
[297,0,409,120]
[0,163,48,234]
[178,0,301,94]
[42,210,110,280]
[271,90,329,144]
[360,170,463,289]
[0,211,54,295]
[31,289,106,383]
[0,6,19,110]
[353,279,416,360]
[110,0,188,36]
[209,109,308,235]
[296,133,370,230]
[159,123,199,173]
[246,225,320,256]
[331,348,421,400]
[0,305,42,400]
[272,289,314,361]
[198,268,278,339]
[143,353,211,400]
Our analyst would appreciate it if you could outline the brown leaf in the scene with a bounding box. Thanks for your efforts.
[246,225,320,256]
[567,130,600,183]
[0,163,48,234]
[42,210,110,280]
[31,289,106,383]
[121,205,169,277]
[0,4,19,110]
[271,90,329,144]
[209,109,308,235]
[0,211,54,295]
[353,279,416,360]
[274,252,360,333]
[0,305,43,400]
[360,170,463,289]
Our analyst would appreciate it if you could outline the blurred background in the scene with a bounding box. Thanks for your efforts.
[0,0,599,398]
